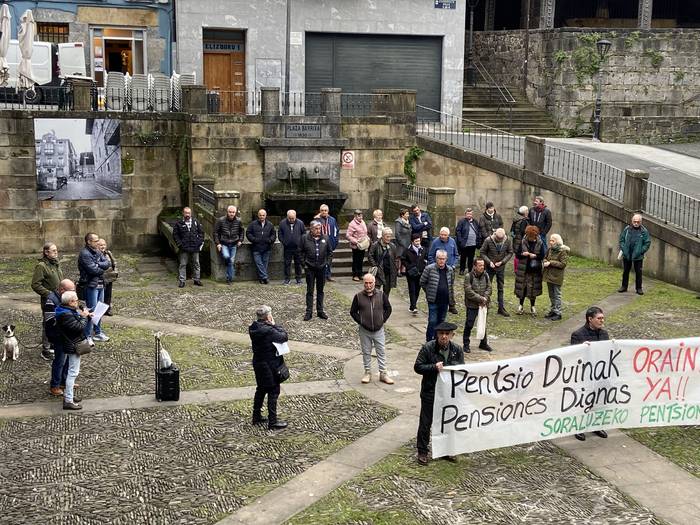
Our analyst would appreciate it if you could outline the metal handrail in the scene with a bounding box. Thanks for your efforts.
[474,59,516,105]
[644,182,700,237]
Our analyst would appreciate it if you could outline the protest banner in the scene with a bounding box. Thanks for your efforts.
[431,337,700,458]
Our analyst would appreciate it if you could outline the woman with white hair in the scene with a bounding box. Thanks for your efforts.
[510,205,530,274]
[367,227,400,297]
[55,290,92,410]
[542,233,570,321]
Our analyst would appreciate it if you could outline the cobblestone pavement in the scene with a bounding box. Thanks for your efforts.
[286,442,666,525]
[0,304,344,405]
[0,392,398,525]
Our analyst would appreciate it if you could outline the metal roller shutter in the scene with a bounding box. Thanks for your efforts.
[305,33,442,118]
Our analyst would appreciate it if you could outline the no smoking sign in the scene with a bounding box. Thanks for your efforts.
[341,150,355,169]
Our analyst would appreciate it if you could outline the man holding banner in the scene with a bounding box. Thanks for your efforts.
[414,321,464,465]
[463,257,493,353]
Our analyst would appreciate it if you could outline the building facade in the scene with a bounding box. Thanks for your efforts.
[87,119,121,193]
[35,131,77,190]
[7,0,172,83]
[176,0,466,117]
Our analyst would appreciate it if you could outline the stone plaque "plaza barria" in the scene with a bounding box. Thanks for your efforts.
[285,124,321,138]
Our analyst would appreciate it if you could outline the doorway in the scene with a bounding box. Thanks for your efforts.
[203,29,246,113]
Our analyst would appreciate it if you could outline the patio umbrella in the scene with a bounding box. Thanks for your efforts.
[17,9,36,90]
[0,4,10,86]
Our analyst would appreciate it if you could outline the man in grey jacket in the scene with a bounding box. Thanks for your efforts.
[463,258,493,353]
[420,250,455,342]
[350,274,394,385]
[480,228,513,316]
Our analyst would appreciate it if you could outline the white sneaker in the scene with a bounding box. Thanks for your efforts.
[93,333,110,342]
[517,305,523,315]
[530,306,537,316]
[361,372,371,384]
[86,337,95,346]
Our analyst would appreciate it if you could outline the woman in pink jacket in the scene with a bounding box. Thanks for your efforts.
[346,209,369,281]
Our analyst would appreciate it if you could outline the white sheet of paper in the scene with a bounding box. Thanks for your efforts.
[91,301,110,325]
[273,341,290,356]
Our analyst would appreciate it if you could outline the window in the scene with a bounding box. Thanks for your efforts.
[37,23,69,44]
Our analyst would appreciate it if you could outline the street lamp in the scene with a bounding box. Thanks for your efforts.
[592,38,612,142]
[465,0,480,87]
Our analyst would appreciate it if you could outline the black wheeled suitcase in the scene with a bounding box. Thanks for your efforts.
[155,332,180,401]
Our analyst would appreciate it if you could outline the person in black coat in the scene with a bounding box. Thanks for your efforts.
[214,205,243,284]
[529,196,552,244]
[413,321,465,465]
[570,306,610,442]
[277,209,306,285]
[249,305,288,430]
[300,221,332,321]
[401,234,427,313]
[77,232,111,340]
[173,207,205,288]
[246,209,277,284]
[455,207,481,276]
[55,291,92,410]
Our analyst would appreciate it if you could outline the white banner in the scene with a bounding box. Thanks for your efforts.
[431,338,700,457]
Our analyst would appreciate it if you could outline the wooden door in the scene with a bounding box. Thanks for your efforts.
[204,51,246,113]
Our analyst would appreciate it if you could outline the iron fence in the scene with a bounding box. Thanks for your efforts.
[402,183,429,205]
[644,182,700,236]
[195,184,216,212]
[543,145,625,201]
[416,105,525,166]
[0,85,74,110]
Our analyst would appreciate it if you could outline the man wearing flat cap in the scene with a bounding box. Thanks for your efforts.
[413,321,465,466]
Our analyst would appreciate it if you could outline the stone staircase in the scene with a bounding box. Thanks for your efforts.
[331,230,353,277]
[462,84,567,137]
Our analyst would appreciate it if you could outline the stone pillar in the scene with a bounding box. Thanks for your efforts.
[524,136,545,173]
[371,89,417,121]
[427,187,457,232]
[385,176,408,200]
[623,169,649,212]
[181,85,208,114]
[638,0,653,29]
[261,87,280,117]
[321,88,341,117]
[485,0,496,31]
[71,78,94,111]
[539,0,556,29]
[214,190,242,216]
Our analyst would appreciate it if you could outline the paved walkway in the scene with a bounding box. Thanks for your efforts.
[4,281,700,524]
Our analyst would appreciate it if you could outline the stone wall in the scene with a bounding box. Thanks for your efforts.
[473,28,700,142]
[0,111,186,254]
[415,136,700,292]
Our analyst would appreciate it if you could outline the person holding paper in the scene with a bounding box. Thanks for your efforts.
[249,305,288,430]
[77,232,111,342]
[462,257,493,353]
[414,321,464,466]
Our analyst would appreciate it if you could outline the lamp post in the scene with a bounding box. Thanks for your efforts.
[465,0,480,87]
[592,38,612,142]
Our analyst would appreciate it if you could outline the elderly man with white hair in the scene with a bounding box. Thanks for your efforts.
[480,227,514,316]
[428,227,459,266]
[367,227,400,297]
[543,233,570,321]
[618,213,651,295]
[420,249,456,342]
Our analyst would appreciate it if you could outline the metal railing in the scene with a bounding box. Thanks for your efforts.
[195,184,216,212]
[543,145,625,201]
[0,85,74,110]
[644,182,700,236]
[402,183,429,205]
[417,105,525,166]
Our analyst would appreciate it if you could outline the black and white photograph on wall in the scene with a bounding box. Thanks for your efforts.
[35,118,122,200]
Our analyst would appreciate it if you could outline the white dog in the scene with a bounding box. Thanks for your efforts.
[2,325,19,362]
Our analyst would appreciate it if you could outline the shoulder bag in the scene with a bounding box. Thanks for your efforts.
[75,339,94,356]
[275,361,290,383]
[357,237,370,251]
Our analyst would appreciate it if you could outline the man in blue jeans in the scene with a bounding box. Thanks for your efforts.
[214,205,243,284]
[44,278,75,397]
[77,232,111,342]
[419,250,455,342]
[246,209,277,284]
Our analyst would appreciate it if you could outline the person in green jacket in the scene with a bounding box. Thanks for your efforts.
[542,233,569,321]
[618,214,651,295]
[31,242,63,359]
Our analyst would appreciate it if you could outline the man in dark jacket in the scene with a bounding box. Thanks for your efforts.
[300,221,331,321]
[214,205,243,284]
[478,202,504,240]
[249,305,288,430]
[45,279,75,397]
[420,250,456,342]
[463,258,493,353]
[350,273,393,385]
[246,209,277,284]
[414,321,464,465]
[410,204,433,248]
[32,242,63,359]
[78,232,111,341]
[529,196,552,244]
[314,204,339,281]
[618,213,651,295]
[277,209,306,285]
[570,306,610,441]
[480,228,514,316]
[455,208,481,276]
[401,234,427,313]
[173,207,205,288]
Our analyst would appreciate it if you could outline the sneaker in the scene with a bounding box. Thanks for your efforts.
[517,305,523,315]
[263,279,269,284]
[326,277,336,282]
[594,430,608,438]
[361,372,371,384]
[544,311,555,319]
[268,420,288,430]
[416,452,429,466]
[49,387,64,397]
[617,287,627,293]
[478,341,493,352]
[530,306,536,316]
[40,348,54,361]
[379,372,394,385]
[104,308,113,316]
[193,280,203,287]
[317,312,328,320]
[92,333,110,342]
[303,312,312,321]
[636,289,644,295]
[497,307,510,317]
[352,276,361,282]
[63,401,82,411]
[283,279,291,285]
[464,345,471,353]
[574,433,586,441]
[295,279,303,285]
[549,314,562,321]
[178,281,185,288]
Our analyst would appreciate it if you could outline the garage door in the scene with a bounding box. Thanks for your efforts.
[305,33,442,119]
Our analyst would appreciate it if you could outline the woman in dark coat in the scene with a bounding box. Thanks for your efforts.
[97,238,117,315]
[367,227,400,297]
[401,233,427,313]
[249,305,289,430]
[514,225,544,316]
[510,205,530,274]
[55,290,92,410]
